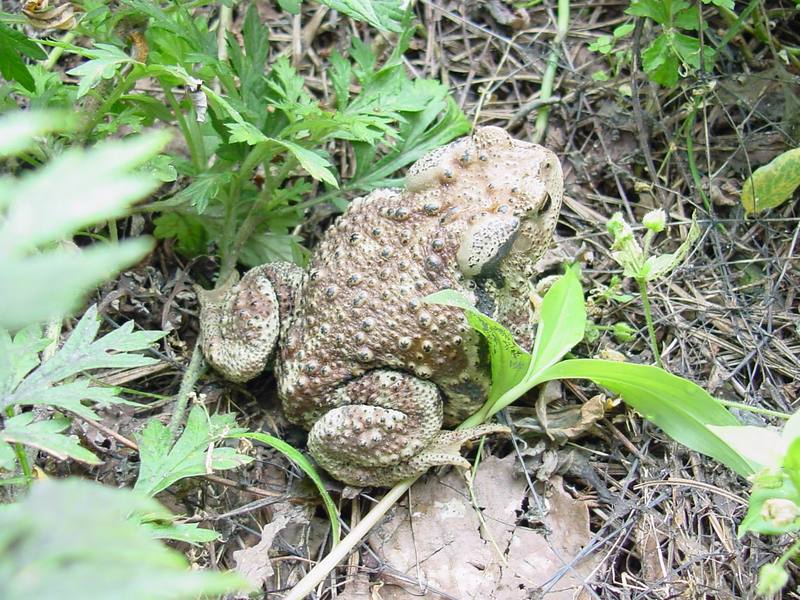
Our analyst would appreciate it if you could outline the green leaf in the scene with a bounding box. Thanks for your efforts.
[67,43,136,98]
[316,0,405,32]
[0,24,45,92]
[0,442,15,471]
[741,147,800,214]
[153,213,208,257]
[0,240,155,331]
[330,50,353,109]
[0,325,49,396]
[739,470,800,536]
[528,266,586,375]
[625,0,669,24]
[641,34,680,87]
[0,111,72,158]
[425,289,531,407]
[535,360,754,477]
[276,140,339,188]
[0,413,100,465]
[0,132,167,257]
[142,521,221,544]
[226,121,269,145]
[277,0,302,13]
[2,305,165,420]
[233,431,341,545]
[0,478,247,600]
[640,215,701,281]
[134,405,252,497]
[706,425,785,470]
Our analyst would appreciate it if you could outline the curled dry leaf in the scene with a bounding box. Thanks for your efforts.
[22,0,79,30]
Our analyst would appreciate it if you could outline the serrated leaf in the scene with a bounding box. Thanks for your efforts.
[0,413,100,465]
[2,305,165,419]
[276,140,339,188]
[316,0,405,32]
[741,148,800,214]
[67,43,135,98]
[625,0,669,23]
[226,121,269,145]
[0,478,247,600]
[134,405,252,497]
[153,213,208,257]
[0,325,49,396]
[0,132,167,257]
[0,111,72,158]
[0,239,155,331]
[0,24,46,92]
[641,34,680,87]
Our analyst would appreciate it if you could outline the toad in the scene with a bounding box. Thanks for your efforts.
[197,127,563,487]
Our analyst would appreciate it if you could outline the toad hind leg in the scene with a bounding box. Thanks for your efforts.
[306,369,509,487]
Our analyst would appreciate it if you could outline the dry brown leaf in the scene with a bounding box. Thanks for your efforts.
[370,454,598,599]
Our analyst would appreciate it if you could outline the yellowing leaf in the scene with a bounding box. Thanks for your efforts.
[741,147,800,214]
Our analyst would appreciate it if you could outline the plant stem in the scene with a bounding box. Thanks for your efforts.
[168,343,206,441]
[778,538,800,567]
[284,477,416,600]
[43,31,76,70]
[5,407,33,482]
[715,399,790,420]
[532,0,569,144]
[637,277,662,368]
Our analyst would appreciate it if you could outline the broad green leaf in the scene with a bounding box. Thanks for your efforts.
[741,148,800,214]
[0,442,15,471]
[783,438,800,498]
[706,425,784,470]
[134,405,252,497]
[0,478,246,600]
[0,413,100,465]
[534,359,754,477]
[67,43,136,98]
[234,431,341,545]
[425,289,530,406]
[625,0,669,24]
[277,0,301,13]
[527,266,586,375]
[0,24,45,92]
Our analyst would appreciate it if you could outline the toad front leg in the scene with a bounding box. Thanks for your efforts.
[307,370,508,487]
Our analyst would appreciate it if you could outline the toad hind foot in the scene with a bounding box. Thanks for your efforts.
[304,369,509,487]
